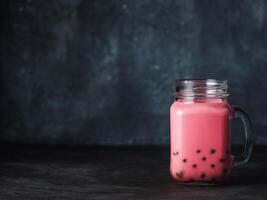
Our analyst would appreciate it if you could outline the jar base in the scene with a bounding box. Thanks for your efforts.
[175,181,226,186]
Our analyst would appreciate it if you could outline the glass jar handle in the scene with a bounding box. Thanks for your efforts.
[233,106,253,167]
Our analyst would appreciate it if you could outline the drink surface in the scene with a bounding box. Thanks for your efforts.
[170,99,234,183]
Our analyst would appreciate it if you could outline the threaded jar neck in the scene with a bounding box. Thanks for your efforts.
[175,79,228,99]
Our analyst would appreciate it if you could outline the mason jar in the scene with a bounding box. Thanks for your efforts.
[170,79,253,184]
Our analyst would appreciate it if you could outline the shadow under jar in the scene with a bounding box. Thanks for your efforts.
[170,79,253,185]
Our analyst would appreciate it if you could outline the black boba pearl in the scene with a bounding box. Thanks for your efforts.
[176,171,184,178]
[196,149,201,153]
[202,157,207,161]
[210,164,215,168]
[210,148,216,154]
[220,159,225,163]
[192,164,197,168]
[200,173,206,178]
[183,158,187,163]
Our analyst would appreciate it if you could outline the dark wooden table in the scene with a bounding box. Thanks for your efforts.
[0,145,266,200]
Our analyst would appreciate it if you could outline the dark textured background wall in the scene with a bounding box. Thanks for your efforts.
[1,0,267,145]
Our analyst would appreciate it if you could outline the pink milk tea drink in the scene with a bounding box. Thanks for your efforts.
[170,79,253,184]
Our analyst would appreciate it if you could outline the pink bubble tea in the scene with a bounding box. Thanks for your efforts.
[170,79,253,184]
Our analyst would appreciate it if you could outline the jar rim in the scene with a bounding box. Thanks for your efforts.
[175,79,227,85]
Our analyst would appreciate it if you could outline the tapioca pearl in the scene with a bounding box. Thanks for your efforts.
[202,157,207,161]
[210,164,215,168]
[192,164,197,168]
[173,151,179,156]
[176,171,184,178]
[196,149,201,154]
[200,173,206,179]
[223,168,228,175]
[182,158,187,163]
[210,148,216,154]
[211,177,217,182]
[220,158,225,163]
